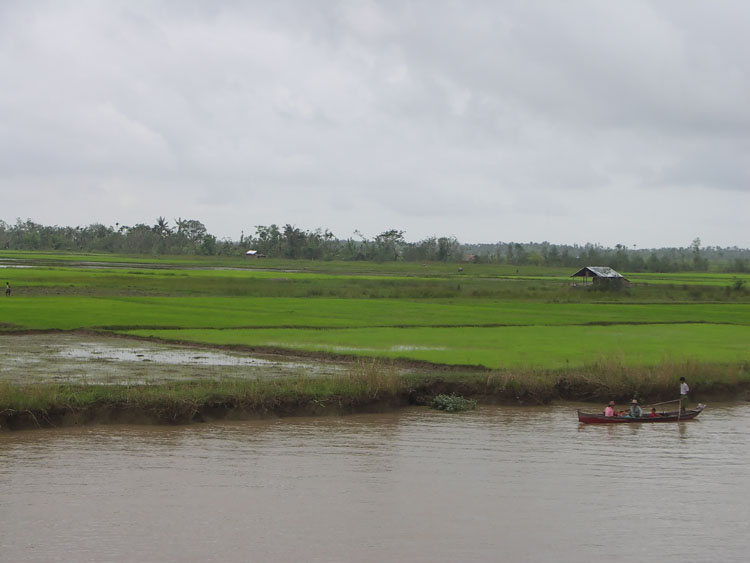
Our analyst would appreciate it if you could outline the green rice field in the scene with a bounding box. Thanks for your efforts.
[1,252,749,371]
[123,323,750,370]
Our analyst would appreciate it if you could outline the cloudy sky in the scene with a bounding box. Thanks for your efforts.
[1,1,749,248]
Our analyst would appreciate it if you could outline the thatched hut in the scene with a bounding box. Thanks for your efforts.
[570,266,629,289]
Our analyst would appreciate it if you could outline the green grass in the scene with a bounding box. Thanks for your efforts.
[1,250,748,374]
[0,360,405,415]
[2,251,749,428]
[2,296,749,331]
[123,323,750,370]
[626,271,749,284]
[2,359,748,428]
[3,252,748,292]
[0,250,574,276]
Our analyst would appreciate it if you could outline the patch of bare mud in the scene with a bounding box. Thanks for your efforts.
[0,333,351,384]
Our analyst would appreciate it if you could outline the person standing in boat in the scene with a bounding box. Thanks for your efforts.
[627,399,643,418]
[604,401,616,417]
[680,377,690,412]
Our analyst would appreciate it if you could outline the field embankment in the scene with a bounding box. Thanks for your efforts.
[1,252,749,430]
[2,359,748,431]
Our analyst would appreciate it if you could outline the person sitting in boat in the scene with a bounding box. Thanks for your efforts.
[625,399,643,418]
[649,407,660,418]
[604,401,616,417]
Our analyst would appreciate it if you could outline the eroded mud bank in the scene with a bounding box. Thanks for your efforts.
[4,378,750,431]
[2,332,749,431]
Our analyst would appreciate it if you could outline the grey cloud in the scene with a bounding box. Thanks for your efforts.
[1,0,749,247]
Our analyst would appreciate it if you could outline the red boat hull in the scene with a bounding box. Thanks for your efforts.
[577,404,705,424]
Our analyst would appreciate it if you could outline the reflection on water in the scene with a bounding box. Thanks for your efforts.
[1,403,749,562]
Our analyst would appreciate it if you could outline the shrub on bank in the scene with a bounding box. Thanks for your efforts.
[430,394,477,412]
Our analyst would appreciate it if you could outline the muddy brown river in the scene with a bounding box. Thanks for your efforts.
[1,403,749,562]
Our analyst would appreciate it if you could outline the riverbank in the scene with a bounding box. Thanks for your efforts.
[2,359,749,430]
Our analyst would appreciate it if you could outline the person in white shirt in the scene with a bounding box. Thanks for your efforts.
[680,377,690,412]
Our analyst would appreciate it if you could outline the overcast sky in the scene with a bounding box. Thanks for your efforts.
[1,1,749,248]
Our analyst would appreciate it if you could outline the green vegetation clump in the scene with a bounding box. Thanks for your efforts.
[430,394,477,412]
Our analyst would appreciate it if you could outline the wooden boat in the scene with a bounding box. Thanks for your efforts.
[577,404,706,424]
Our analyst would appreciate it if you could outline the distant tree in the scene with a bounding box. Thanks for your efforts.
[612,244,629,271]
[527,251,544,266]
[509,243,527,265]
[298,228,336,260]
[254,224,282,256]
[318,229,337,260]
[83,223,119,252]
[179,219,207,243]
[691,237,708,271]
[4,217,750,268]
[646,252,668,273]
[546,245,560,265]
[629,253,646,272]
[560,247,572,266]
[152,217,171,237]
[122,224,160,254]
[581,243,603,265]
[341,232,370,261]
[375,229,405,261]
[174,217,187,236]
[282,224,306,259]
[13,219,42,250]
[437,237,460,262]
[404,237,437,262]
[729,258,748,273]
[199,234,217,255]
[494,243,506,264]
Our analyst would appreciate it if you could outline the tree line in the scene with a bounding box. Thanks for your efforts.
[1,218,749,273]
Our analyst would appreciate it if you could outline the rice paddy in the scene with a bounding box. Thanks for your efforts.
[1,251,749,428]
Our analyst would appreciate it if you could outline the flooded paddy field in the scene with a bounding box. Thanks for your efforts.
[0,333,353,384]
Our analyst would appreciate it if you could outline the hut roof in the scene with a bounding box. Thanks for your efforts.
[570,266,626,279]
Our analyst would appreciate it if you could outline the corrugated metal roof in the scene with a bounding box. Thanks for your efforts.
[570,266,625,278]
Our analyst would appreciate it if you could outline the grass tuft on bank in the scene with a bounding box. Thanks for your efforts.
[2,359,748,430]
[430,394,477,412]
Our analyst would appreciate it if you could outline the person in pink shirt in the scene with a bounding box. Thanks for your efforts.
[604,401,616,417]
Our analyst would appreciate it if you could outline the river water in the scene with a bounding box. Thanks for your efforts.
[1,403,749,562]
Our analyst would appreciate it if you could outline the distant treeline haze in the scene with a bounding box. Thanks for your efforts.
[2,218,749,273]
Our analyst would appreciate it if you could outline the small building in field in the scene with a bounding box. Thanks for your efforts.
[570,266,629,288]
[245,250,266,259]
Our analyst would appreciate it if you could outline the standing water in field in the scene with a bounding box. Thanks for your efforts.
[1,403,749,562]
[0,333,352,383]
